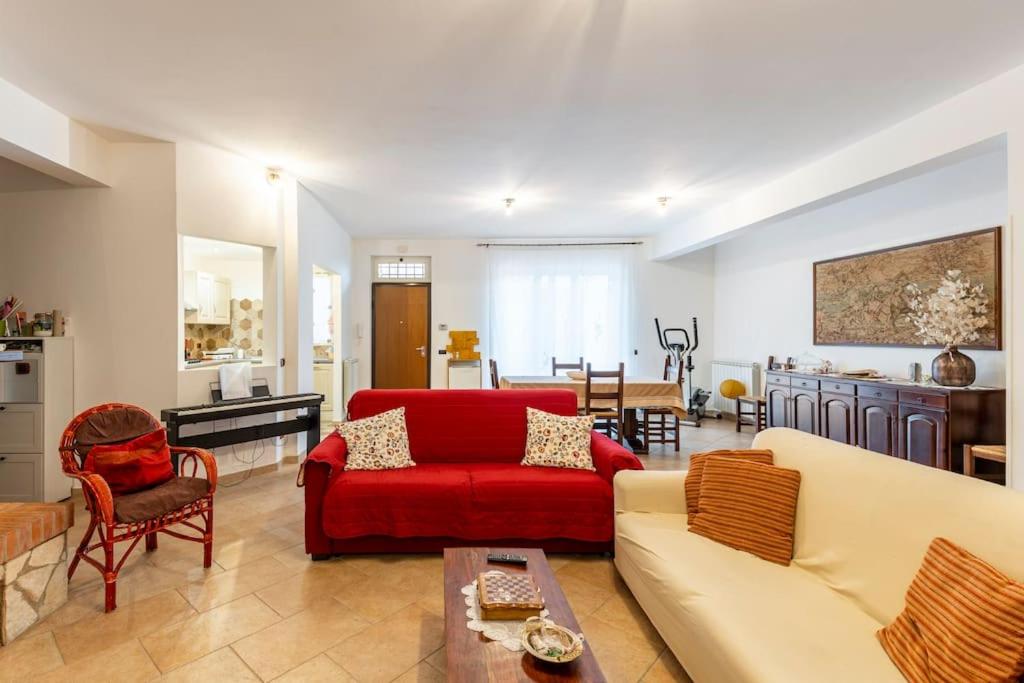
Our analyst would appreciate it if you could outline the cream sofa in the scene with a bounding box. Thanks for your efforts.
[614,427,1024,683]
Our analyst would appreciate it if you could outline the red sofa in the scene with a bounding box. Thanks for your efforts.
[303,388,643,557]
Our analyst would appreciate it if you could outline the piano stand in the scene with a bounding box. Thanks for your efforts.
[161,394,325,470]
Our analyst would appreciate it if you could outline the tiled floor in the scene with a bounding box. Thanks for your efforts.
[0,420,751,682]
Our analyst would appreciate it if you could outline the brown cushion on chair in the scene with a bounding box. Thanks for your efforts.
[688,457,801,565]
[684,449,774,518]
[113,477,211,523]
[74,407,157,461]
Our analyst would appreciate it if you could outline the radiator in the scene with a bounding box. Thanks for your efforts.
[341,357,359,416]
[711,360,762,415]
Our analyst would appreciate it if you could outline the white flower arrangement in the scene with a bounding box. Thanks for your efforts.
[905,270,989,347]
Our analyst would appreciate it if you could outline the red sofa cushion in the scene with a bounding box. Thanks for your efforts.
[346,389,578,464]
[83,428,175,495]
[321,462,613,543]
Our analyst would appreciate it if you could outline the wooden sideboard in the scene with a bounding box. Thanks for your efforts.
[765,370,1005,475]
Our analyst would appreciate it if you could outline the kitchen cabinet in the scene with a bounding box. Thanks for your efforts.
[313,364,334,413]
[765,370,1005,477]
[186,271,232,325]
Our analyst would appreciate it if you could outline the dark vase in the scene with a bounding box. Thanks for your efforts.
[931,345,976,387]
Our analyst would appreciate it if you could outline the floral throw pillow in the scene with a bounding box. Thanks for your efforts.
[521,407,596,470]
[338,407,415,471]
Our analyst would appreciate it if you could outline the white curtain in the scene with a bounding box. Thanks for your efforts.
[487,245,635,375]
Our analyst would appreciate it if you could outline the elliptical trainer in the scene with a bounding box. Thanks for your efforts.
[655,317,713,427]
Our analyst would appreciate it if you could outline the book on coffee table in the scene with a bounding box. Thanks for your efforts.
[477,571,544,620]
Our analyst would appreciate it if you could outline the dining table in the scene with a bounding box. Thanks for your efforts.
[499,374,687,453]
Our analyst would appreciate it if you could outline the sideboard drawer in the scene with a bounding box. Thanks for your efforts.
[0,453,41,502]
[792,377,820,391]
[767,374,791,387]
[820,380,855,396]
[0,404,43,453]
[858,384,898,402]
[899,390,948,410]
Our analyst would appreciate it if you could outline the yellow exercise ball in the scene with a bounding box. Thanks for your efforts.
[719,379,747,400]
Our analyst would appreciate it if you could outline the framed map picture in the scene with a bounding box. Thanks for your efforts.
[813,227,1001,349]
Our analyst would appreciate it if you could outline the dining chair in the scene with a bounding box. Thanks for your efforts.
[641,355,682,450]
[552,356,584,376]
[584,362,625,444]
[489,359,500,389]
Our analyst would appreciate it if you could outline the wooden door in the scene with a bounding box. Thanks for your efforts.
[857,398,898,456]
[791,389,818,435]
[820,393,856,445]
[899,405,948,469]
[373,283,430,388]
[767,387,790,428]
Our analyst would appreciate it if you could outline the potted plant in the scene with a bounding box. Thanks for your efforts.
[905,270,989,386]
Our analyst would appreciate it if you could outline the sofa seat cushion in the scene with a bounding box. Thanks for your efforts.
[469,464,612,542]
[615,511,903,683]
[320,463,612,542]
[114,477,211,523]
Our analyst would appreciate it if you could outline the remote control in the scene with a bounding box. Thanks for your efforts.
[487,552,528,566]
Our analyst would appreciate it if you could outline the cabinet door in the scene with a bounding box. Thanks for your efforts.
[195,272,213,323]
[0,404,43,452]
[767,387,790,428]
[0,453,41,502]
[820,393,856,444]
[857,398,897,456]
[313,367,333,412]
[899,405,948,469]
[791,390,818,435]
[212,277,231,324]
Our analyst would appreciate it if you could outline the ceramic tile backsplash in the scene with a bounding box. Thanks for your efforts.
[185,299,263,359]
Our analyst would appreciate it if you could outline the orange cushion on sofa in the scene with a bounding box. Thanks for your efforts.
[83,428,175,495]
[688,456,800,565]
[684,449,774,518]
[877,537,1024,683]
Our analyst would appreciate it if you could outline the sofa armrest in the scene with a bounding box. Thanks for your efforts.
[302,432,347,556]
[614,470,688,515]
[591,431,644,484]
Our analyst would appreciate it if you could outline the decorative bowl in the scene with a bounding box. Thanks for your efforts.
[565,370,585,381]
[520,617,585,664]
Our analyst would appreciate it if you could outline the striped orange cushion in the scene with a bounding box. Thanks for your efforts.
[688,456,800,565]
[877,537,1024,682]
[684,449,774,518]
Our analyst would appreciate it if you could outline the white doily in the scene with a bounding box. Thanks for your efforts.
[463,571,550,652]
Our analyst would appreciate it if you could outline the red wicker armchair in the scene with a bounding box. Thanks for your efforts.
[59,403,217,612]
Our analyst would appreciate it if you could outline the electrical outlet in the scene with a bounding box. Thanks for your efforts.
[438,349,447,355]
[438,323,448,331]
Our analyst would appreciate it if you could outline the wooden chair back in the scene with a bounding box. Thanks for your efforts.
[584,362,625,415]
[60,403,161,472]
[489,359,500,389]
[552,356,584,376]
[661,354,684,385]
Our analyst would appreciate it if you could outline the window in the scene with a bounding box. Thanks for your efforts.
[372,256,430,282]
[487,245,635,375]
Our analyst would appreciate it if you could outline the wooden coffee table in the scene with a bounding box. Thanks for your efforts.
[444,547,605,682]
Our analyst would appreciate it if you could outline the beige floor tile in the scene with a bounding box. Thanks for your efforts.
[590,590,666,651]
[158,646,261,682]
[52,589,196,664]
[213,529,303,570]
[580,614,663,683]
[424,646,446,674]
[393,662,446,682]
[326,604,444,683]
[35,638,160,683]
[416,591,446,618]
[271,542,313,570]
[256,561,367,617]
[331,573,425,623]
[177,555,298,611]
[0,632,64,680]
[272,653,355,682]
[642,648,694,682]
[141,594,281,672]
[231,597,368,680]
[555,572,614,619]
[556,556,627,594]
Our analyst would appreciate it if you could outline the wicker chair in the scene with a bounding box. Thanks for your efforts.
[59,403,217,612]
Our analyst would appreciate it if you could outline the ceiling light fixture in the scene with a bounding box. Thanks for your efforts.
[265,167,282,186]
[657,196,671,214]
[504,197,516,216]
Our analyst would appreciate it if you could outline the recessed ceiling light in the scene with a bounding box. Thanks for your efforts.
[266,167,282,186]
[657,196,671,213]
[504,197,515,216]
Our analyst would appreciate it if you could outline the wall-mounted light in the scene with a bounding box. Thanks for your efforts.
[504,197,516,216]
[266,167,282,186]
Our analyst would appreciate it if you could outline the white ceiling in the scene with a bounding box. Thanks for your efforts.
[1,1,1023,238]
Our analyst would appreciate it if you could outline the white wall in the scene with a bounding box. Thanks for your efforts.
[0,142,178,415]
[713,145,1008,386]
[348,238,716,392]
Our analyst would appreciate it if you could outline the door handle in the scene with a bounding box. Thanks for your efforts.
[415,346,427,358]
